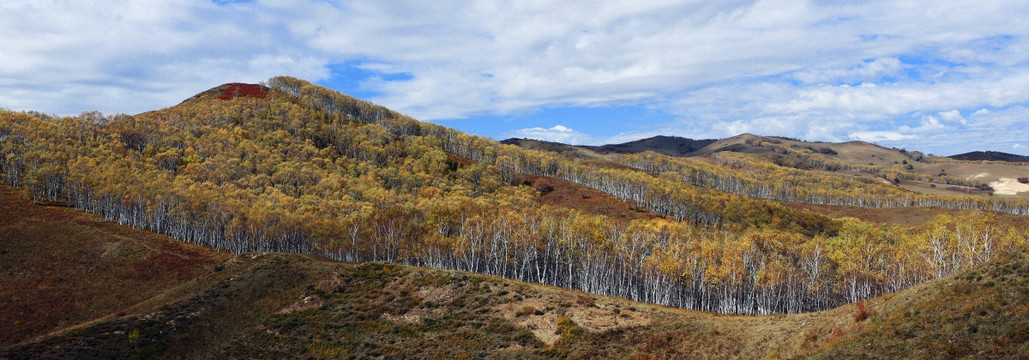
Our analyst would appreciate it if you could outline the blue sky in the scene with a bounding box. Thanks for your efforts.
[2,1,1029,155]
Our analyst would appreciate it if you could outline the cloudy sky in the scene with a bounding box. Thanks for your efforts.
[3,0,1029,155]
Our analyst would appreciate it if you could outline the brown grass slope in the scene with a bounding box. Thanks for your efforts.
[0,186,229,347]
[810,250,1029,359]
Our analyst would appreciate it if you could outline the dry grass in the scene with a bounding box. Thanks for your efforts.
[0,186,229,347]
[523,174,655,221]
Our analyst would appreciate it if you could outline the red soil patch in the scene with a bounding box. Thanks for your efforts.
[522,175,654,221]
[217,83,270,100]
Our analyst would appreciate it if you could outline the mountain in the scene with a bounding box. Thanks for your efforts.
[1,188,1025,358]
[949,150,1029,162]
[2,77,1029,357]
[587,135,718,156]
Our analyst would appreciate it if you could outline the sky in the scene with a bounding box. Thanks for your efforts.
[2,1,1029,156]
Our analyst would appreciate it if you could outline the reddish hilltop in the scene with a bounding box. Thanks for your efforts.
[175,83,270,106]
[216,83,269,100]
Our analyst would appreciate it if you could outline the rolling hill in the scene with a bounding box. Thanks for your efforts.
[1,187,1025,358]
[521,132,1029,199]
[2,77,1029,357]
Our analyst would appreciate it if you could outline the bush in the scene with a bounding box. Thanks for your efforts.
[853,301,869,322]
[532,179,554,195]
[555,316,582,339]
[515,306,535,317]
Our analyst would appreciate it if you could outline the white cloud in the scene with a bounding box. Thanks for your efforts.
[848,131,916,142]
[504,125,594,145]
[1,0,1029,156]
[937,110,967,124]
[792,57,903,84]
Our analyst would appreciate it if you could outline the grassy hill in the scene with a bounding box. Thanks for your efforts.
[0,186,229,347]
[1,188,1026,358]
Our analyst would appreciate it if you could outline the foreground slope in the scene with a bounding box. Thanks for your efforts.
[1,188,1026,358]
[0,186,229,347]
[812,250,1029,359]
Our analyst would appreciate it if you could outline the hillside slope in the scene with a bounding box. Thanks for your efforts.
[3,77,1028,320]
[0,186,229,347]
[2,186,1026,358]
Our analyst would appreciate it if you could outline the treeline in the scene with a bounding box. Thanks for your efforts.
[615,150,1029,215]
[724,138,989,188]
[1,77,1026,315]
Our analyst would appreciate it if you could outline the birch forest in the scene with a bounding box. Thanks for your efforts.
[2,77,1026,315]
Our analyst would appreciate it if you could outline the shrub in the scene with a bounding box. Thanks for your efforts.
[555,316,582,339]
[853,301,869,322]
[532,179,554,194]
[515,306,535,317]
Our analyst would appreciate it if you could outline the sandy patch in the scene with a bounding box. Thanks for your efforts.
[971,172,990,179]
[990,178,1029,195]
[279,295,324,314]
[381,311,426,325]
[416,283,461,305]
[499,296,652,345]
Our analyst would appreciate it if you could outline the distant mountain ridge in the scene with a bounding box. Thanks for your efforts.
[586,135,718,156]
[949,150,1029,162]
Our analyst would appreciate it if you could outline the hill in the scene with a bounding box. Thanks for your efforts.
[526,132,1029,200]
[1,191,1026,358]
[0,186,229,347]
[587,135,717,157]
[500,137,583,154]
[2,77,1029,356]
[949,150,1029,163]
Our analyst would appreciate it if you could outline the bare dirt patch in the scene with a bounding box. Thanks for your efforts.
[523,174,654,221]
[990,177,1029,195]
[278,295,324,314]
[498,293,652,345]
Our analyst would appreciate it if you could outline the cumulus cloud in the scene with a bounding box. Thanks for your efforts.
[1,0,1029,155]
[937,110,967,124]
[848,131,915,142]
